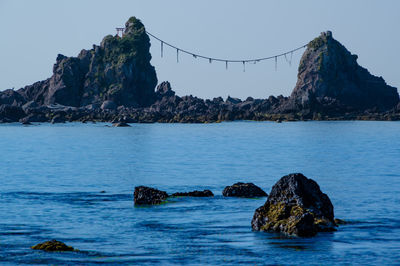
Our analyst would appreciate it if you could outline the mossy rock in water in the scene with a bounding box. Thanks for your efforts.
[134,186,168,205]
[31,240,75,251]
[251,173,337,237]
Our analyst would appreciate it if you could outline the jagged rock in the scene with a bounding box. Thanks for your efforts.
[15,16,157,108]
[31,240,75,252]
[172,190,214,197]
[226,96,242,105]
[251,173,336,237]
[134,186,168,205]
[156,81,175,98]
[287,31,399,113]
[222,182,267,198]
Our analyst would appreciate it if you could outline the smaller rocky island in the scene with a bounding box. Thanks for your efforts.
[1,17,399,123]
[222,182,267,198]
[251,173,336,237]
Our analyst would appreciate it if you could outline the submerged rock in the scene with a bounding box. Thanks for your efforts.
[251,173,336,237]
[31,240,75,251]
[222,182,267,198]
[134,186,168,205]
[172,190,214,197]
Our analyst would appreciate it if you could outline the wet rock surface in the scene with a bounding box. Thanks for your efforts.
[134,186,168,205]
[31,240,75,252]
[172,190,214,197]
[251,173,336,237]
[222,182,267,198]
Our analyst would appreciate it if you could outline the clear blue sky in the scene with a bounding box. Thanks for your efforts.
[0,0,399,99]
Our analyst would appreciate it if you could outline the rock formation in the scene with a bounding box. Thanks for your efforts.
[172,190,214,197]
[285,31,399,114]
[6,17,157,109]
[134,186,168,205]
[251,173,336,237]
[222,182,267,198]
[1,25,399,123]
[31,240,75,251]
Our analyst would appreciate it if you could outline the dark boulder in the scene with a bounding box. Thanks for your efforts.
[172,190,214,197]
[134,186,168,205]
[222,182,267,198]
[286,31,399,113]
[251,173,336,237]
[31,240,75,251]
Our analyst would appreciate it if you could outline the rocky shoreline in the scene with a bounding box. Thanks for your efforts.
[1,18,399,124]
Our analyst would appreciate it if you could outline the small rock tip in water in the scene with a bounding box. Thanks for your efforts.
[113,122,131,127]
[31,240,75,252]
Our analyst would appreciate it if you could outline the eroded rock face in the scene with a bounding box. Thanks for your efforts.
[286,31,399,113]
[31,240,75,252]
[251,173,336,237]
[18,17,157,108]
[172,190,214,197]
[134,186,168,205]
[222,182,267,198]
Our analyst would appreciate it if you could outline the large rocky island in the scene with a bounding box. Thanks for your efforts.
[1,17,399,124]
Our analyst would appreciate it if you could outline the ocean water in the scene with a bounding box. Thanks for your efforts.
[0,121,400,265]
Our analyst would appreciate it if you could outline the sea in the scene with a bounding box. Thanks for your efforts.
[0,121,399,265]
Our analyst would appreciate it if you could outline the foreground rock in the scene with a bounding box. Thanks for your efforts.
[251,173,336,237]
[134,186,168,205]
[172,190,214,197]
[222,182,267,198]
[31,240,75,251]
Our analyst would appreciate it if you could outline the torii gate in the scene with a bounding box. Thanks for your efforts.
[116,27,125,37]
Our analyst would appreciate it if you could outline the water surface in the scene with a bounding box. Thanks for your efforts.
[0,121,399,265]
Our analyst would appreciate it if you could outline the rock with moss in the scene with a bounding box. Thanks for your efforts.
[17,16,157,108]
[134,186,168,205]
[31,240,75,251]
[285,31,399,113]
[251,173,336,237]
[222,182,267,198]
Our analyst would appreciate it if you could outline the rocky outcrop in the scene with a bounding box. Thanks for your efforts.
[222,182,267,198]
[31,240,75,251]
[1,26,399,123]
[285,31,399,114]
[172,190,214,197]
[134,186,168,205]
[251,173,336,237]
[15,17,157,109]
